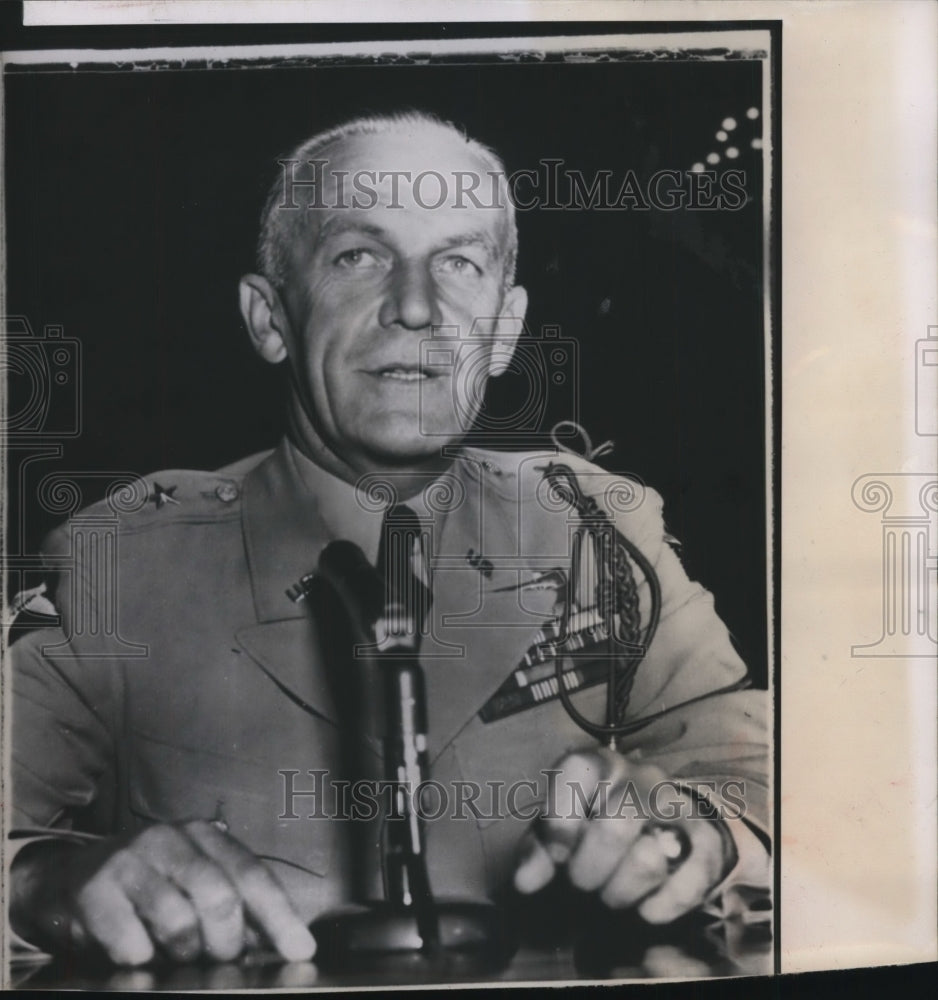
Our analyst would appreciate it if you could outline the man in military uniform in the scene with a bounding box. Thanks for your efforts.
[8,112,769,967]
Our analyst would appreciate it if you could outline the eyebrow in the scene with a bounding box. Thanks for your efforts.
[314,217,501,261]
[436,230,500,260]
[314,216,386,247]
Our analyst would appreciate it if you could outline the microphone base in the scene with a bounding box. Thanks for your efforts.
[310,900,516,976]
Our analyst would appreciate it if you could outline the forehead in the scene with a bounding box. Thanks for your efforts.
[326,128,495,188]
[288,128,510,255]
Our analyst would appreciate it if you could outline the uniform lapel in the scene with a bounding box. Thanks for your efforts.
[234,618,336,723]
[235,441,337,723]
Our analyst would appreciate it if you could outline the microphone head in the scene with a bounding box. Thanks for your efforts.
[313,540,385,742]
[317,539,385,627]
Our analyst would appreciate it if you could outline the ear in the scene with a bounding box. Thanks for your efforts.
[239,274,290,365]
[487,284,528,377]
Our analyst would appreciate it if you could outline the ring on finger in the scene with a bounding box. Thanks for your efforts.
[642,823,691,873]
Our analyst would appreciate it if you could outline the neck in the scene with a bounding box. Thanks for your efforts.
[286,399,456,500]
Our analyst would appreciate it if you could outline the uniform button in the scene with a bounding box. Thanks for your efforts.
[215,481,239,503]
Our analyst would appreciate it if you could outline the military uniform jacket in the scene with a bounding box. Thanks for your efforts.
[11,440,770,925]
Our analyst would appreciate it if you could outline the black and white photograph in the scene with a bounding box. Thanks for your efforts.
[3,10,777,990]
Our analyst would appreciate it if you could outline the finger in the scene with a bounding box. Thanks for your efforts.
[272,961,320,989]
[184,821,316,962]
[538,751,614,859]
[109,849,202,963]
[567,807,646,892]
[243,925,262,952]
[642,943,712,978]
[598,828,671,908]
[205,964,252,991]
[637,820,725,924]
[74,864,155,966]
[137,825,244,963]
[105,969,157,991]
[513,829,557,894]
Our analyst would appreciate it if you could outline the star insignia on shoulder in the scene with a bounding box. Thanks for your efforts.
[149,482,180,509]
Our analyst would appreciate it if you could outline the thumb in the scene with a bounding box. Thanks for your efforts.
[512,830,557,894]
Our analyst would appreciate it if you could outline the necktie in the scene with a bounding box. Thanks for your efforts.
[375,504,431,652]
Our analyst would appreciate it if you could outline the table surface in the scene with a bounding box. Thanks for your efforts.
[10,905,773,989]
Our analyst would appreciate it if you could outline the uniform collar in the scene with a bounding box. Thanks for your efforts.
[287,440,387,566]
[241,438,447,623]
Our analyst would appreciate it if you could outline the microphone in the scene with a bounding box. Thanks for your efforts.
[313,539,439,948]
[306,538,512,972]
[376,651,438,950]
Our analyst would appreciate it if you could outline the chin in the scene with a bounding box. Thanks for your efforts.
[361,430,461,467]
[359,413,464,463]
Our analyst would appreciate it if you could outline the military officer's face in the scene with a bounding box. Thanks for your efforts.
[242,128,527,477]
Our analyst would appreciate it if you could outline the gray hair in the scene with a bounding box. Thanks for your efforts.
[256,110,518,295]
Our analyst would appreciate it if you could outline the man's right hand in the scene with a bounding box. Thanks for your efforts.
[10,820,317,966]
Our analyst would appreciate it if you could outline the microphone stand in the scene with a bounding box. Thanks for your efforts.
[298,541,515,975]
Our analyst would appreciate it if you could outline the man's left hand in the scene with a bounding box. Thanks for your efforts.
[513,749,732,923]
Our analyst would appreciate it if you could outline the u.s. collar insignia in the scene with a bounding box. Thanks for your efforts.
[488,568,566,594]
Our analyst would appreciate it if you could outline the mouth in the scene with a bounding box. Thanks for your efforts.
[368,364,443,382]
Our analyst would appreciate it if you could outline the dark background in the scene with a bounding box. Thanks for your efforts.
[4,47,769,685]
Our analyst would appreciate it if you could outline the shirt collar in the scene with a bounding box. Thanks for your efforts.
[285,439,441,562]
[285,439,386,565]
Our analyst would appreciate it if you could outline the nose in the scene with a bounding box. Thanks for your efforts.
[379,261,441,331]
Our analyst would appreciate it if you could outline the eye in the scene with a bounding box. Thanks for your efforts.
[333,248,381,269]
[436,254,483,277]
